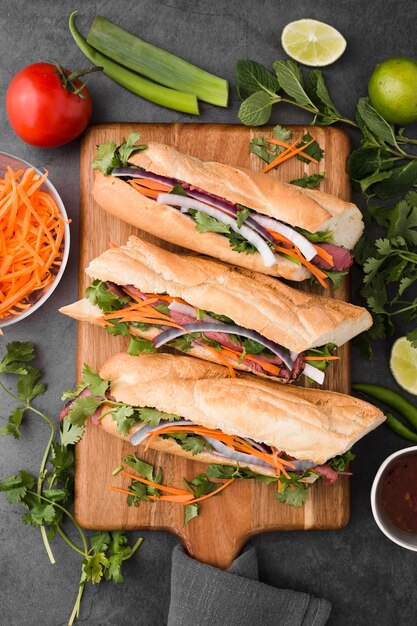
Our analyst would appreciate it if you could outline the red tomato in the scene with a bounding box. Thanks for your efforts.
[6,62,93,148]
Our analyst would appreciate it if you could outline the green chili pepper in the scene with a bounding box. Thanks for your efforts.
[352,383,417,431]
[385,413,417,442]
[68,12,199,115]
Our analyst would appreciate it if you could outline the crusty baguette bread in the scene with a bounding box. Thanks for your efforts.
[92,142,364,280]
[98,352,384,467]
[59,236,372,354]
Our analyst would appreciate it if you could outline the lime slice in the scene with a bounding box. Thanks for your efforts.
[281,19,347,67]
[390,337,417,395]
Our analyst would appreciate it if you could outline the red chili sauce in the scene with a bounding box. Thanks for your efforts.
[380,453,417,533]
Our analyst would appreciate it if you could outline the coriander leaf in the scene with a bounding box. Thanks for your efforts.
[90,531,111,554]
[407,327,417,348]
[23,503,56,526]
[328,450,355,471]
[127,337,156,355]
[82,552,109,584]
[235,60,279,97]
[184,503,199,526]
[243,338,266,355]
[1,407,25,439]
[139,407,181,427]
[276,481,308,507]
[238,91,275,126]
[168,333,199,352]
[197,308,206,321]
[208,311,235,324]
[373,160,417,199]
[296,227,333,244]
[236,206,250,228]
[296,133,324,163]
[356,98,398,148]
[60,420,84,447]
[175,434,212,456]
[66,396,102,428]
[109,531,129,554]
[50,443,74,476]
[193,211,231,234]
[388,197,417,245]
[61,381,86,401]
[272,124,292,143]
[105,320,130,336]
[0,342,35,375]
[92,132,147,175]
[117,132,147,166]
[92,140,119,175]
[82,364,109,397]
[124,454,162,484]
[0,471,36,504]
[184,473,220,499]
[16,366,46,403]
[322,269,348,289]
[42,488,68,503]
[85,279,129,313]
[272,60,316,108]
[249,137,277,164]
[170,183,188,196]
[290,173,325,189]
[106,553,125,583]
[111,405,137,436]
[228,231,257,254]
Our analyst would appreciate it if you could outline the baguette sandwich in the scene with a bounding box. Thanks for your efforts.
[92,138,364,286]
[60,353,384,502]
[60,236,372,385]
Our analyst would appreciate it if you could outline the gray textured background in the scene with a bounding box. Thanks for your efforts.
[1,1,417,624]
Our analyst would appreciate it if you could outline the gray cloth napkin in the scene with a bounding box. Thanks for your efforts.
[168,545,331,626]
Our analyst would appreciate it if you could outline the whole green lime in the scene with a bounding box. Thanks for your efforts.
[368,56,417,125]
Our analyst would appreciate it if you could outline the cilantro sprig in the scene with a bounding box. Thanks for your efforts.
[92,131,147,175]
[0,343,143,625]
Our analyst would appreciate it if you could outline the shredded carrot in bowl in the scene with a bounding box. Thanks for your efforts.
[0,164,69,324]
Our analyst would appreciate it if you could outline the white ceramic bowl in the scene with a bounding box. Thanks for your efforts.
[0,152,70,329]
[371,445,417,551]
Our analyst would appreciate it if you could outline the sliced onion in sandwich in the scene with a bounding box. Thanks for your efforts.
[303,363,325,385]
[153,322,294,370]
[205,436,273,469]
[183,189,275,243]
[129,419,193,446]
[158,193,277,268]
[251,214,317,262]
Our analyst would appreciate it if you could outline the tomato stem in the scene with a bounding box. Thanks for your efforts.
[54,63,102,99]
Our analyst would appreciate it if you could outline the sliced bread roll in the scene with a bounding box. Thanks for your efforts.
[98,352,384,467]
[59,235,372,355]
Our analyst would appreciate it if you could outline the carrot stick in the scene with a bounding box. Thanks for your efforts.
[203,344,236,378]
[120,470,191,495]
[109,485,193,503]
[187,478,235,504]
[127,178,172,192]
[304,355,340,361]
[312,244,334,266]
[262,139,317,173]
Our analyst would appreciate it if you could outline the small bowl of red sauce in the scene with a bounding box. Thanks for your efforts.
[371,446,417,550]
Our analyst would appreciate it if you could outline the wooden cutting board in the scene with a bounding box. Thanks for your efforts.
[75,123,351,569]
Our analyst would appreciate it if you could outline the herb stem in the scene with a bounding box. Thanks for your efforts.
[0,381,56,563]
[56,525,86,557]
[68,577,86,626]
[279,98,358,128]
[123,536,143,560]
[27,490,89,556]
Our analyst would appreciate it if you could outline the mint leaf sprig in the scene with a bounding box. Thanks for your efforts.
[0,343,143,625]
[237,59,417,200]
